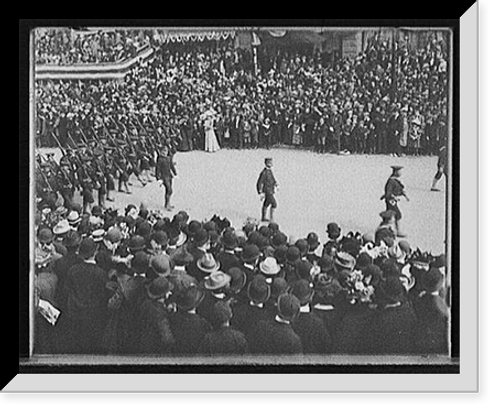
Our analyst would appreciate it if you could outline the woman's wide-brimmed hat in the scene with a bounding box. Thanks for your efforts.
[334,251,356,271]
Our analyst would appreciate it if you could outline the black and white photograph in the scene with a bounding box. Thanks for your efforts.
[13,14,480,394]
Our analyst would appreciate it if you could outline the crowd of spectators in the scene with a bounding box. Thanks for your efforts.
[35,28,151,65]
[34,201,449,356]
[36,32,449,156]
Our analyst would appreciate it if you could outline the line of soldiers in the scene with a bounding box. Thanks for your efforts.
[35,117,178,214]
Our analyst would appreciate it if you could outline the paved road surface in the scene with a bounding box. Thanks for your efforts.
[39,148,447,254]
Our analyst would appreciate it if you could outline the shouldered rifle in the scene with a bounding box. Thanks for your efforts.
[35,157,55,193]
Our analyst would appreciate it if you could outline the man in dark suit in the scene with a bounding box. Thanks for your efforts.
[65,237,110,354]
[367,276,418,355]
[256,157,278,222]
[232,276,271,340]
[412,268,450,354]
[155,146,177,211]
[136,277,176,355]
[199,300,248,355]
[170,285,212,355]
[290,279,332,354]
[216,230,240,273]
[247,293,303,355]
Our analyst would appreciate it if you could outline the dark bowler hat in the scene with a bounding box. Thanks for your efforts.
[306,232,320,250]
[38,227,53,244]
[326,222,341,237]
[268,222,280,233]
[227,267,246,293]
[151,254,171,277]
[277,293,300,321]
[212,300,233,325]
[296,260,313,280]
[422,268,444,292]
[170,246,194,266]
[391,165,404,172]
[274,245,288,264]
[247,279,271,304]
[192,229,209,247]
[286,246,301,263]
[258,225,270,238]
[151,230,169,247]
[241,244,260,263]
[221,231,238,249]
[63,230,82,248]
[188,220,203,236]
[105,227,122,244]
[270,277,289,300]
[146,277,173,300]
[79,237,98,259]
[137,221,153,238]
[291,279,314,305]
[128,235,146,252]
[131,251,150,274]
[318,255,334,272]
[295,239,308,256]
[271,231,288,247]
[176,285,205,311]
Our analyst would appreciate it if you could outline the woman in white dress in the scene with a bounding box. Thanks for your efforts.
[203,110,221,153]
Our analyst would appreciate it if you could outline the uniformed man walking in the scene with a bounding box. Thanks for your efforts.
[256,157,278,222]
[156,145,177,211]
[381,165,409,237]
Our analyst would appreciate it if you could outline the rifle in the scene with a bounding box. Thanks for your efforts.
[102,123,132,171]
[146,114,168,152]
[112,117,136,157]
[77,125,89,145]
[134,114,160,155]
[50,131,67,156]
[35,157,55,193]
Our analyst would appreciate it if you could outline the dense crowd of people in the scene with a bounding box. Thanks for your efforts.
[35,31,449,156]
[35,28,151,65]
[34,198,449,356]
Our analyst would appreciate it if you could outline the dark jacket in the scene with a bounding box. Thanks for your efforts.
[199,326,249,355]
[335,302,377,354]
[248,318,303,355]
[256,167,277,195]
[217,250,240,273]
[412,293,450,354]
[53,251,82,310]
[65,260,110,354]
[197,292,229,328]
[312,304,345,353]
[232,301,271,339]
[366,300,418,355]
[155,154,177,182]
[382,176,406,203]
[169,310,212,355]
[136,297,176,354]
[292,308,332,354]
